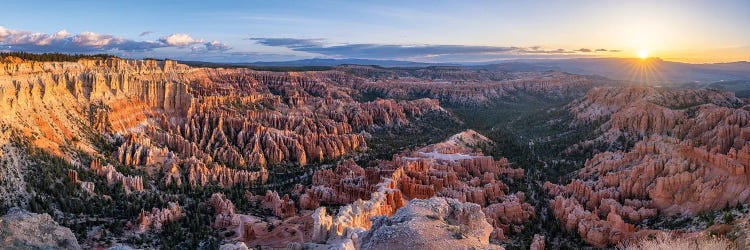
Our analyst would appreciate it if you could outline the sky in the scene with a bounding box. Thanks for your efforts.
[1,0,749,63]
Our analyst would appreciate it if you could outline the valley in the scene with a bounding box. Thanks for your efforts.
[1,54,749,249]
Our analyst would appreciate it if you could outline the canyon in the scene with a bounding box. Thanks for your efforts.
[1,55,749,249]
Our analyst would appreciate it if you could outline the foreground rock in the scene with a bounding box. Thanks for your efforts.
[358,197,502,250]
[215,130,530,249]
[0,208,80,249]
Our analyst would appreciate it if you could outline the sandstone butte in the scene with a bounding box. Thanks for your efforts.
[206,129,536,249]
[546,86,750,247]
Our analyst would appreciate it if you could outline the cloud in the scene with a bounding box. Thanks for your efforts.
[204,40,231,51]
[160,33,202,47]
[0,27,164,52]
[0,26,230,54]
[250,37,518,59]
[0,27,69,46]
[139,31,154,37]
[596,48,608,52]
[248,38,325,48]
[517,47,575,54]
[249,37,618,61]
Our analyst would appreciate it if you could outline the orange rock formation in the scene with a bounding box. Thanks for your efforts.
[549,86,750,247]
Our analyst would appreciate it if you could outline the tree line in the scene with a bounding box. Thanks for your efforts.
[0,51,118,62]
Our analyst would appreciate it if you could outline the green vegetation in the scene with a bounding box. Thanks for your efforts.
[447,92,602,249]
[10,136,221,248]
[448,92,601,184]
[361,111,463,164]
[0,52,117,62]
[707,80,750,98]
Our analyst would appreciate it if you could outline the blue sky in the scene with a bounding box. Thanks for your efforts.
[1,0,749,63]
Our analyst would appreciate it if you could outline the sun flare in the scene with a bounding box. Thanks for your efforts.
[638,49,650,59]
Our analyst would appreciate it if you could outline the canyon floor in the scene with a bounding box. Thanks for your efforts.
[0,55,749,249]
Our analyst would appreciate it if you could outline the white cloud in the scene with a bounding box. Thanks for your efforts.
[0,26,69,46]
[0,26,231,55]
[0,26,9,39]
[160,33,202,47]
[72,32,122,47]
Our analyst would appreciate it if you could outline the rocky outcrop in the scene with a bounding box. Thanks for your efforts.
[133,202,185,233]
[548,135,750,246]
[0,58,193,155]
[548,195,641,247]
[210,193,239,228]
[530,234,545,250]
[248,130,531,248]
[0,208,80,249]
[0,57,557,248]
[0,57,450,199]
[219,242,250,250]
[549,86,750,247]
[67,170,95,195]
[569,87,742,123]
[114,133,174,166]
[554,136,750,216]
[90,159,144,193]
[357,197,502,250]
[184,157,268,188]
[349,68,608,106]
[482,194,535,240]
[328,175,407,239]
[260,190,298,218]
[0,137,30,210]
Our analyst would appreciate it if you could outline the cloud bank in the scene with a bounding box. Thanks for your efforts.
[0,26,621,63]
[250,37,619,62]
[0,26,229,54]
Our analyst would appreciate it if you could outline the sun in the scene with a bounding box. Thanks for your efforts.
[637,49,650,59]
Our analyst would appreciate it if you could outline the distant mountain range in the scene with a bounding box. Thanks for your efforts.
[181,57,750,85]
[250,57,750,84]
[503,58,750,84]
[252,58,456,67]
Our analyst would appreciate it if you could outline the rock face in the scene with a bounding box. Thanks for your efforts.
[0,138,30,209]
[3,57,647,248]
[210,193,239,228]
[570,87,742,123]
[260,190,298,218]
[236,130,531,249]
[90,159,144,193]
[0,57,449,202]
[0,208,80,250]
[530,234,545,250]
[346,66,611,106]
[133,202,185,233]
[548,86,750,247]
[357,197,501,250]
[67,170,95,195]
[296,130,532,243]
[0,58,192,156]
[568,86,747,153]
